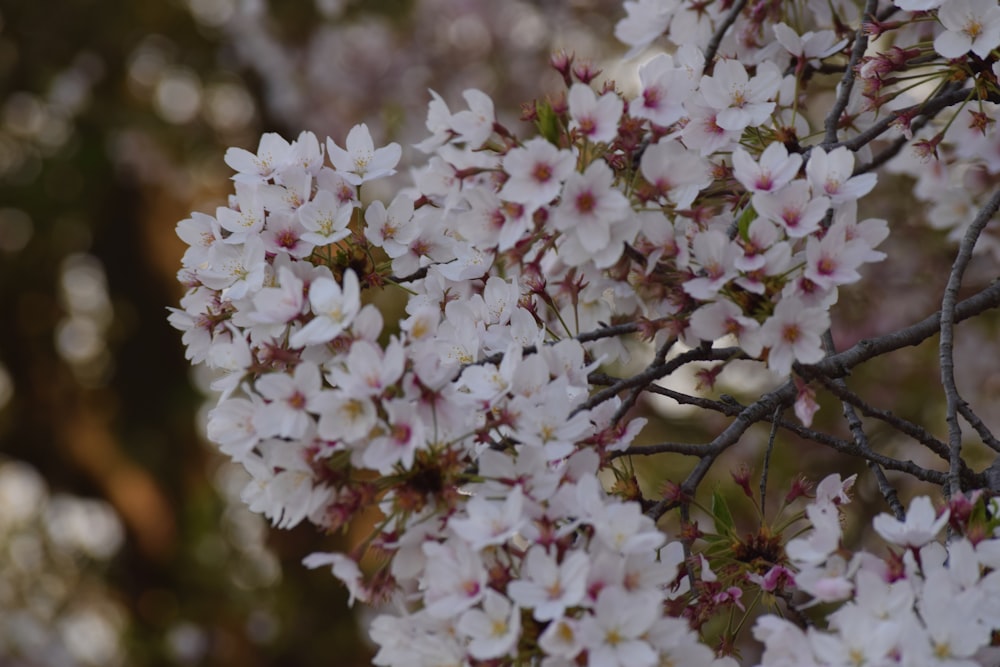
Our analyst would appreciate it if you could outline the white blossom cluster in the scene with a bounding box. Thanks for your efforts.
[757,477,1000,667]
[171,0,1000,663]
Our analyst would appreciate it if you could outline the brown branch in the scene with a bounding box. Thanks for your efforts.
[940,188,1000,495]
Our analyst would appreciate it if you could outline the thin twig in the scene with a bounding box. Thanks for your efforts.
[760,406,781,519]
[814,280,1000,376]
[819,331,905,520]
[940,188,1000,496]
[822,0,882,147]
[702,0,749,75]
[958,402,1000,453]
[829,84,968,156]
[611,337,676,426]
[580,344,742,413]
[810,373,951,462]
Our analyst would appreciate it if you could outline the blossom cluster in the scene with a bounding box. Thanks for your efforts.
[757,480,1000,667]
[171,0,1000,663]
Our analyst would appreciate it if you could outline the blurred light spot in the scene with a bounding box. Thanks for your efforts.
[187,0,236,27]
[9,534,43,573]
[127,36,172,90]
[56,254,113,384]
[447,15,492,56]
[3,92,46,137]
[35,113,70,151]
[204,82,255,132]
[56,316,104,364]
[60,253,111,318]
[60,606,125,665]
[245,610,279,645]
[45,495,125,560]
[155,69,202,124]
[0,207,32,252]
[193,533,227,566]
[0,462,46,527]
[507,5,547,50]
[314,0,345,18]
[49,52,105,116]
[167,622,210,664]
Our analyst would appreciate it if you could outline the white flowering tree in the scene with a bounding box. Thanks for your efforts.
[172,0,1000,664]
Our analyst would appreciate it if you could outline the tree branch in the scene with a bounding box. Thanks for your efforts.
[940,188,1000,495]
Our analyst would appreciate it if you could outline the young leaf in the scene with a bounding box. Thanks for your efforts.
[712,488,736,534]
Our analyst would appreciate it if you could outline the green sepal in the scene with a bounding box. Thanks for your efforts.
[535,101,560,145]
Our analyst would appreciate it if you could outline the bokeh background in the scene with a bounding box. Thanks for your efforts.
[0,1,624,664]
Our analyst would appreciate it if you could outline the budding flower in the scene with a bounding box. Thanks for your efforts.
[731,463,755,499]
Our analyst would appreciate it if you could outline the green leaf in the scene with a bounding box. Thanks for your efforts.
[736,205,757,242]
[712,488,736,534]
[535,101,560,145]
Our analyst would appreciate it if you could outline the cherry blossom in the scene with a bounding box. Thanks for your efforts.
[934,0,1000,59]
[326,122,401,185]
[567,83,624,144]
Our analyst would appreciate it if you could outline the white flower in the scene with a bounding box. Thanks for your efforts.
[303,552,369,606]
[456,591,521,660]
[450,89,496,148]
[201,235,267,300]
[614,0,673,59]
[683,229,739,300]
[731,143,802,194]
[254,362,322,439]
[311,389,377,443]
[499,137,576,208]
[364,194,417,258]
[579,588,660,667]
[224,132,292,182]
[567,83,624,144]
[298,189,352,246]
[773,23,846,63]
[805,146,877,204]
[934,0,1000,59]
[803,221,868,290]
[630,53,695,127]
[681,93,742,155]
[639,139,712,208]
[289,269,361,348]
[752,180,830,238]
[326,123,401,186]
[363,398,426,473]
[759,297,830,376]
[415,89,453,153]
[688,299,763,356]
[449,487,526,550]
[872,496,949,547]
[699,60,781,132]
[250,264,305,325]
[507,546,589,621]
[551,160,630,254]
[216,183,265,244]
[206,397,260,462]
[421,540,487,619]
